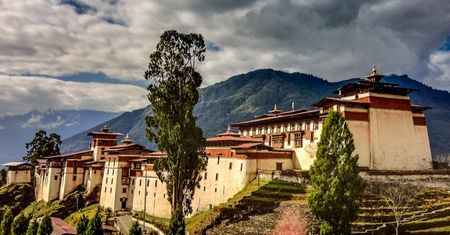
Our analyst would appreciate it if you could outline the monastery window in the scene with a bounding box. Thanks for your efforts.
[112,169,114,175]
[203,187,206,191]
[111,179,114,185]
[215,188,217,193]
[94,170,96,174]
[107,169,109,175]
[217,156,220,164]
[132,179,135,185]
[229,162,232,170]
[138,191,140,195]
[294,132,303,148]
[54,175,58,181]
[72,175,77,181]
[104,187,107,193]
[147,180,149,187]
[240,163,243,171]
[313,121,319,130]
[155,180,158,187]
[272,135,283,146]
[139,179,142,186]
[287,132,291,144]
[106,178,109,184]
[276,163,283,171]
[164,194,166,198]
[122,188,126,193]
[305,122,310,130]
[204,172,208,180]
[154,193,156,197]
[110,188,112,194]
[215,173,219,181]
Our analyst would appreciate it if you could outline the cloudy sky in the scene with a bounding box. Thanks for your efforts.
[0,0,449,116]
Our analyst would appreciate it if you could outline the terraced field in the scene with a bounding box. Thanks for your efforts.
[353,188,450,234]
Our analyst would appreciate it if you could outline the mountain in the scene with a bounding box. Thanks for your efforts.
[0,110,120,164]
[61,69,450,158]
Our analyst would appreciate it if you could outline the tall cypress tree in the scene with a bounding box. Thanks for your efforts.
[0,208,13,235]
[308,111,366,234]
[37,215,53,235]
[144,30,207,234]
[76,214,89,235]
[26,219,39,235]
[11,212,29,235]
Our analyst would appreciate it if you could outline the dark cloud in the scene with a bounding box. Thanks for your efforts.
[0,0,449,116]
[60,0,97,14]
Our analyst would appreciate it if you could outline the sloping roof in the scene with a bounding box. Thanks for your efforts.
[206,136,262,142]
[231,143,266,149]
[2,162,30,167]
[43,150,93,159]
[231,109,320,127]
[51,217,76,235]
[314,97,370,107]
[87,131,123,136]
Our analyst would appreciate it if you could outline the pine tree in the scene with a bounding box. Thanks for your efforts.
[308,111,366,234]
[144,30,207,234]
[86,208,103,235]
[11,212,29,235]
[0,208,14,235]
[37,215,53,235]
[129,220,142,235]
[76,214,89,235]
[23,130,61,185]
[26,219,39,235]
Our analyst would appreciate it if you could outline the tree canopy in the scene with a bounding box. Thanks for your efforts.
[144,29,207,234]
[86,208,103,235]
[26,219,39,235]
[37,215,53,235]
[129,220,143,235]
[0,208,13,235]
[308,111,366,234]
[11,212,29,235]
[76,214,89,235]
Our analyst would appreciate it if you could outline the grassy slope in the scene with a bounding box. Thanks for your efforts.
[64,204,102,226]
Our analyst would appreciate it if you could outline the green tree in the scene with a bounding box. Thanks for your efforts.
[11,212,29,235]
[23,130,61,184]
[76,214,89,235]
[0,169,6,187]
[129,220,143,235]
[144,30,207,234]
[37,215,53,235]
[308,111,366,234]
[86,208,103,235]
[26,219,39,235]
[0,208,14,235]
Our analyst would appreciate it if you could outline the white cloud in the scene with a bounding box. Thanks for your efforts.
[0,75,148,116]
[21,114,65,129]
[0,0,448,89]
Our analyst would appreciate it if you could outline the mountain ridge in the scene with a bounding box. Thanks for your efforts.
[60,69,450,158]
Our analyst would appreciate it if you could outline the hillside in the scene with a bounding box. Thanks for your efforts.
[0,109,120,164]
[61,69,450,157]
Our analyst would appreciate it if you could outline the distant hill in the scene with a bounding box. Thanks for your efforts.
[61,69,450,158]
[0,110,120,164]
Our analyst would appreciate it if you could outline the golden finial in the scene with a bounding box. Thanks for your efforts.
[366,64,384,82]
[122,133,132,144]
[227,126,231,133]
[274,104,277,110]
[101,124,109,132]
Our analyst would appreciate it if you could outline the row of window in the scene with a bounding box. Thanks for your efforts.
[243,121,319,136]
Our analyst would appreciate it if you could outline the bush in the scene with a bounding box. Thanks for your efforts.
[319,223,333,235]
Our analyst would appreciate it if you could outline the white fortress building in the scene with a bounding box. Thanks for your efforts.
[16,67,434,218]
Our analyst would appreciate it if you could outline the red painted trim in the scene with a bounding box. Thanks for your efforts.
[343,111,369,121]
[369,96,411,110]
[413,116,426,126]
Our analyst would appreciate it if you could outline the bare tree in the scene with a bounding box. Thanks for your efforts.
[368,182,419,235]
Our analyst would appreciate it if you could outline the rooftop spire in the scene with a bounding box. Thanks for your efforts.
[227,125,232,133]
[269,104,283,114]
[366,65,384,82]
[122,133,133,144]
[101,124,110,132]
[291,101,295,111]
